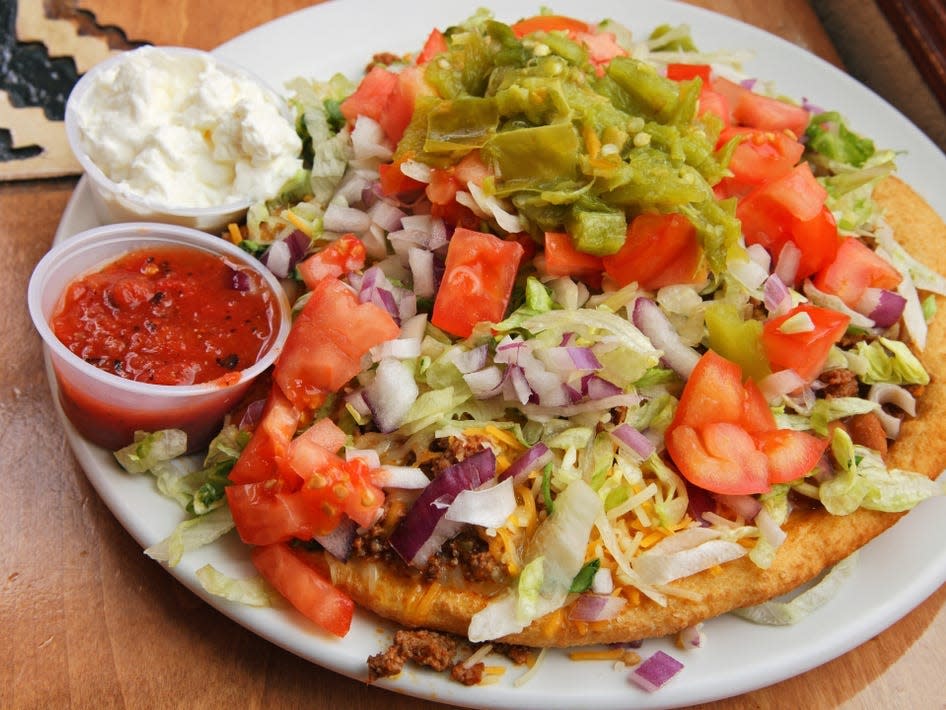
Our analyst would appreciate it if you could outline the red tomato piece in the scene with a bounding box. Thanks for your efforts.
[712,78,810,137]
[431,227,525,338]
[378,66,431,145]
[379,159,425,196]
[741,379,777,435]
[227,480,339,544]
[697,88,730,128]
[672,350,746,431]
[572,30,627,68]
[601,213,706,290]
[416,28,448,64]
[756,429,829,484]
[510,14,591,37]
[251,544,354,637]
[812,236,902,308]
[298,234,366,290]
[666,423,771,495]
[229,388,300,484]
[274,278,399,407]
[340,65,398,125]
[543,231,604,280]
[718,126,805,189]
[761,304,851,382]
[667,63,712,83]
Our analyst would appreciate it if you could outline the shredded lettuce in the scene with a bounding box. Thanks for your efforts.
[195,564,280,607]
[849,337,930,386]
[145,506,236,567]
[114,429,187,474]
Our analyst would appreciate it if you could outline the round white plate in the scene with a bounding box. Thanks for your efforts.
[53,1,946,708]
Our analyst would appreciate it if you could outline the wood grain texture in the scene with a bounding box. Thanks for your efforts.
[2,1,944,709]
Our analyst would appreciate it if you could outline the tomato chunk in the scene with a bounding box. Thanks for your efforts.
[274,278,399,407]
[340,65,398,126]
[812,236,902,308]
[416,28,448,64]
[666,350,828,493]
[298,234,366,290]
[251,544,354,637]
[713,78,810,136]
[543,231,604,281]
[667,63,711,83]
[431,227,524,338]
[601,213,706,290]
[229,388,299,484]
[718,126,805,193]
[761,304,850,382]
[510,14,591,37]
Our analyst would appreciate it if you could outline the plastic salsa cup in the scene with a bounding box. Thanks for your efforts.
[28,222,291,453]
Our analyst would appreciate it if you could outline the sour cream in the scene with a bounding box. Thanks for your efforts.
[71,46,302,209]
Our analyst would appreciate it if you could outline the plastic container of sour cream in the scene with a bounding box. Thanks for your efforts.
[65,46,303,233]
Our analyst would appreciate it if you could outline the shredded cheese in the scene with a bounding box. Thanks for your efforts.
[281,208,314,236]
[226,223,243,244]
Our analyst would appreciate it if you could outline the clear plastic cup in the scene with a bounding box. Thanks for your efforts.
[28,223,290,452]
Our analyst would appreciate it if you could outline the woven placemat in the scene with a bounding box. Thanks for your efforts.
[0,0,143,181]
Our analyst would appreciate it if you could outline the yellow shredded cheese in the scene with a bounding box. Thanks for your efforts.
[281,208,314,236]
[226,223,243,244]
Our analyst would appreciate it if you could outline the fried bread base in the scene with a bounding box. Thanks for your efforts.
[323,177,946,646]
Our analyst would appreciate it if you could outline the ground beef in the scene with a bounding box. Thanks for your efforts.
[847,412,889,455]
[367,52,401,69]
[820,368,860,398]
[450,660,486,686]
[367,630,458,682]
[491,642,533,665]
[423,530,508,583]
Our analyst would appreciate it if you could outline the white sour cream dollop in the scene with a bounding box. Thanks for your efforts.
[74,47,302,209]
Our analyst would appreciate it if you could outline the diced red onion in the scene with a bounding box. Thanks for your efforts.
[427,217,448,250]
[582,374,623,399]
[629,651,684,692]
[568,593,627,622]
[508,365,533,405]
[362,223,388,261]
[610,423,656,459]
[763,274,792,316]
[399,313,428,342]
[463,366,505,398]
[445,477,516,528]
[632,297,700,378]
[230,268,252,292]
[373,465,430,490]
[323,203,372,234]
[499,442,552,483]
[543,346,602,372]
[399,159,431,183]
[368,199,406,232]
[369,337,422,362]
[451,344,489,374]
[803,279,876,329]
[755,508,787,549]
[856,287,907,328]
[389,448,497,566]
[351,115,393,161]
[740,78,757,90]
[592,567,614,594]
[285,230,310,264]
[362,358,419,433]
[774,240,801,286]
[361,180,384,208]
[313,518,357,561]
[716,493,761,520]
[263,238,293,278]
[344,447,381,469]
[467,182,524,233]
[685,480,715,526]
[238,398,266,429]
[801,97,824,114]
[676,623,705,649]
[758,369,806,404]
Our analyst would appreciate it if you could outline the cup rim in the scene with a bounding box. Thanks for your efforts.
[64,45,289,218]
[28,222,291,398]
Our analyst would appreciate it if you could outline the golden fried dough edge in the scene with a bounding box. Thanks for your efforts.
[325,176,946,647]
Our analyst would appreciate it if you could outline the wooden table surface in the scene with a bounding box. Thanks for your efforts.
[3,1,945,708]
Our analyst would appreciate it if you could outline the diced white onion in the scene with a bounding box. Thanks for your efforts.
[373,465,430,489]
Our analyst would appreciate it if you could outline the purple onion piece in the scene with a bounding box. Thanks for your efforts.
[231,269,252,292]
[628,651,684,693]
[498,442,552,484]
[610,423,655,459]
[567,593,626,622]
[313,517,357,561]
[285,229,311,265]
[857,287,907,328]
[632,297,700,379]
[388,449,497,566]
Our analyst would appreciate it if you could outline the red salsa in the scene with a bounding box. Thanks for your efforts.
[51,245,277,386]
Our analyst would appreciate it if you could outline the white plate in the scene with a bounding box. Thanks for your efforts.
[53,1,946,708]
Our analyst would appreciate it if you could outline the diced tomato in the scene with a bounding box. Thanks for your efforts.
[601,213,706,290]
[298,234,366,290]
[737,164,840,283]
[510,14,591,37]
[572,30,627,68]
[431,227,525,338]
[543,231,604,281]
[416,28,448,65]
[813,236,902,308]
[379,159,425,196]
[761,304,851,382]
[667,63,712,83]
[666,350,828,493]
[426,166,459,205]
[452,151,491,185]
[712,77,810,137]
[340,65,398,126]
[718,127,804,190]
[697,88,730,128]
[227,480,339,544]
[251,544,354,637]
[378,66,431,145]
[667,422,771,495]
[274,277,399,407]
[756,429,829,484]
[229,388,300,484]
